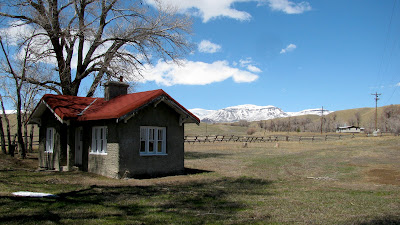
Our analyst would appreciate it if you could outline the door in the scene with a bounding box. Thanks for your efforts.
[75,127,83,165]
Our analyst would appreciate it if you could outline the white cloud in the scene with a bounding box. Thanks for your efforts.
[139,59,259,86]
[238,57,262,73]
[0,20,125,70]
[280,43,297,54]
[0,21,56,64]
[247,65,262,73]
[267,0,312,14]
[145,0,311,22]
[396,82,400,87]
[145,0,251,22]
[239,58,253,67]
[198,40,221,53]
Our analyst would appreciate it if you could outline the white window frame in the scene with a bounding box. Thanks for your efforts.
[140,126,166,156]
[45,127,55,153]
[91,126,107,155]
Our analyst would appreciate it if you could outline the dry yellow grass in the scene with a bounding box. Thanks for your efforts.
[1,136,399,224]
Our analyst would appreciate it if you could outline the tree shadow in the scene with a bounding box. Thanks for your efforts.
[0,177,273,224]
[356,215,400,225]
[130,167,212,179]
[185,151,228,160]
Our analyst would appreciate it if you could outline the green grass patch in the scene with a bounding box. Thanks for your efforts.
[1,136,400,224]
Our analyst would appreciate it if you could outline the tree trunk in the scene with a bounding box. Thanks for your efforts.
[0,115,6,154]
[29,125,34,153]
[16,92,26,159]
[10,133,17,157]
[24,122,28,153]
[0,96,12,155]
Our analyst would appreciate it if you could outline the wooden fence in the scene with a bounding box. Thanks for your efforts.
[184,133,387,144]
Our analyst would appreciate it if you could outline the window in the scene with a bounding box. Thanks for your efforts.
[91,126,107,154]
[46,127,55,153]
[140,126,166,155]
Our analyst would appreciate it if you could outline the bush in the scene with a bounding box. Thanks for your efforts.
[247,127,257,135]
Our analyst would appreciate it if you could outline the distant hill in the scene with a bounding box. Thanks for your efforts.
[190,105,333,123]
[257,104,400,133]
[1,113,36,138]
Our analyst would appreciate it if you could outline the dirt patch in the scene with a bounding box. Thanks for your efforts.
[0,153,38,170]
[366,168,400,186]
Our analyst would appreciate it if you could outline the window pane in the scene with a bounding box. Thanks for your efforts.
[46,128,54,152]
[140,141,146,152]
[149,141,154,152]
[149,129,154,140]
[157,141,163,153]
[140,128,146,140]
[158,129,163,140]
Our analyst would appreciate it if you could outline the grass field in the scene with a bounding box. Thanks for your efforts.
[1,136,400,224]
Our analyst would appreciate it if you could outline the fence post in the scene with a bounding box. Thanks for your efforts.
[9,144,15,157]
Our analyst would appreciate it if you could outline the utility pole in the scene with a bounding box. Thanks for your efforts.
[320,106,324,134]
[371,92,381,131]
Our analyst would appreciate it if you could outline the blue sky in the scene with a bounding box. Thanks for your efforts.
[136,0,400,112]
[1,0,399,113]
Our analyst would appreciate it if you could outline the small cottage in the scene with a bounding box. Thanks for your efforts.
[336,126,364,133]
[29,81,200,178]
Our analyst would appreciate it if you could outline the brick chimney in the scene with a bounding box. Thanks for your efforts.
[104,78,129,101]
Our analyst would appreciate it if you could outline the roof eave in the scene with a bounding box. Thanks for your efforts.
[28,99,69,125]
[117,95,200,125]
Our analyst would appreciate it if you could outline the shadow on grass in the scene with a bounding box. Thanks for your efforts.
[0,176,273,224]
[185,151,229,160]
[130,167,212,179]
[356,215,400,225]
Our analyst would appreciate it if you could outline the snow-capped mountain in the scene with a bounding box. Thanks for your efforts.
[286,108,333,117]
[191,104,288,123]
[189,105,332,123]
[189,108,217,120]
[2,110,18,114]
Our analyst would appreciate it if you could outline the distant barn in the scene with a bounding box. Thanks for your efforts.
[336,126,364,133]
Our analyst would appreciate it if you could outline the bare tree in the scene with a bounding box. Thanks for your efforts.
[347,116,356,126]
[354,112,361,127]
[0,37,28,158]
[380,105,400,133]
[0,0,193,97]
[0,34,45,158]
[0,94,11,154]
[0,107,6,154]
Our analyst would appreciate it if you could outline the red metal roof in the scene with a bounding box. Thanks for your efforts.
[37,89,200,123]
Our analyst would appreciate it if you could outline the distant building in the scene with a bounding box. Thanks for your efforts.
[336,126,364,133]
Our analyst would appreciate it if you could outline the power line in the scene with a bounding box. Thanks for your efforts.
[375,0,398,88]
[320,106,324,134]
[371,92,381,131]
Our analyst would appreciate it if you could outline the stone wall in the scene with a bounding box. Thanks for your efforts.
[87,122,120,178]
[118,102,185,178]
[38,109,67,171]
